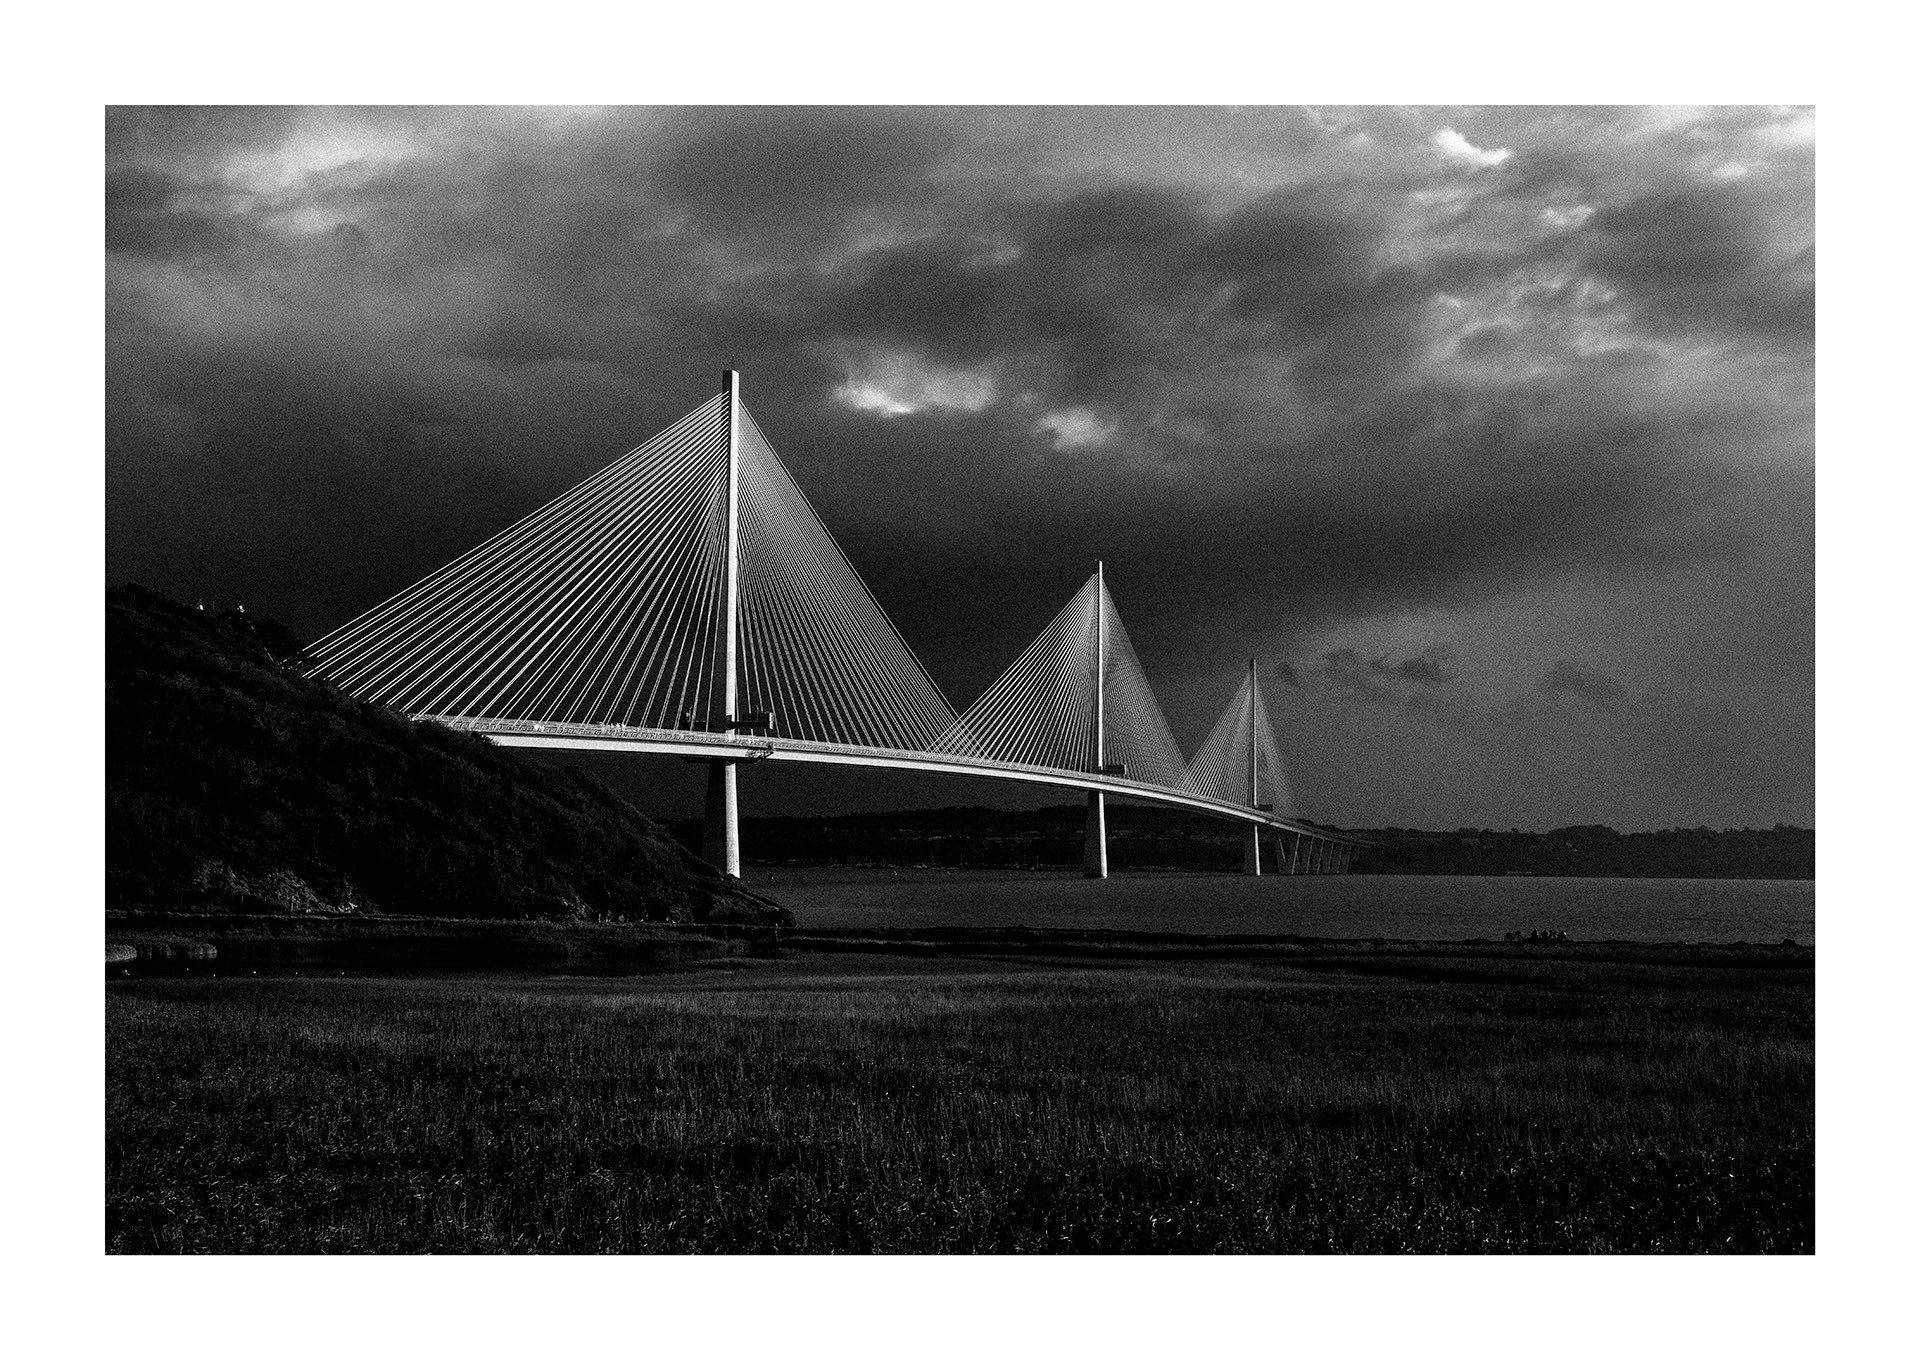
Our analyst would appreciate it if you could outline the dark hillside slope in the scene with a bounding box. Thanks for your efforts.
[106,586,787,925]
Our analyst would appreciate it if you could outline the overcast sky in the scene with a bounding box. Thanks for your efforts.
[105,105,1814,830]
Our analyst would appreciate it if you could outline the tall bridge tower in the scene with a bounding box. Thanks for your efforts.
[702,369,744,878]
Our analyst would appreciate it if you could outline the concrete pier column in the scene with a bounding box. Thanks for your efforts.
[1243,824,1262,875]
[701,367,745,881]
[702,759,740,879]
[1084,790,1108,878]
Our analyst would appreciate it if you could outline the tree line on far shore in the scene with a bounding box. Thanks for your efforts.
[684,806,1813,879]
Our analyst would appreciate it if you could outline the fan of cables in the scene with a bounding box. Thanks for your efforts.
[307,394,734,729]
[938,570,1187,788]
[735,405,961,751]
[307,393,961,753]
[1181,666,1295,815]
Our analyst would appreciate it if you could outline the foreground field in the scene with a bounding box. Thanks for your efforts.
[106,941,1812,1252]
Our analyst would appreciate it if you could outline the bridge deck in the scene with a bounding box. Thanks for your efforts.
[425,715,1361,846]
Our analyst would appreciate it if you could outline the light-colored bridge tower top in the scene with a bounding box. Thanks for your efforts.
[1248,659,1260,807]
[722,368,741,725]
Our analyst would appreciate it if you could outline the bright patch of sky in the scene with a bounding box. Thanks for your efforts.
[1430,127,1512,169]
[1036,407,1117,451]
[832,350,997,418]
[1540,204,1595,230]
[1755,108,1815,148]
[222,126,415,196]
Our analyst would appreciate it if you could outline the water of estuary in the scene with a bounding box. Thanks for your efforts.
[748,870,1815,945]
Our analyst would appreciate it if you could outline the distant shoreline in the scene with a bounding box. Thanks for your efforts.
[741,863,1817,884]
[683,811,1814,880]
[106,909,1809,979]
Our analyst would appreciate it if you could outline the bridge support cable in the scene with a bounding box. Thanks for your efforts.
[307,395,737,729]
[939,568,1187,794]
[306,394,726,681]
[734,403,963,752]
[1094,580,1188,791]
[1182,659,1296,819]
[934,574,1094,767]
[311,398,727,714]
[1245,661,1261,876]
[304,374,964,762]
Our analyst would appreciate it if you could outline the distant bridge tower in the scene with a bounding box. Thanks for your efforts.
[1183,653,1293,875]
[702,369,744,878]
[1085,561,1108,879]
[1244,659,1262,877]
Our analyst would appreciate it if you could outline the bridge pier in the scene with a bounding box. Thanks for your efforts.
[1243,824,1261,876]
[1084,790,1108,878]
[701,759,741,879]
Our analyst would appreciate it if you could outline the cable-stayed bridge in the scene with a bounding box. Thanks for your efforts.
[308,372,1359,879]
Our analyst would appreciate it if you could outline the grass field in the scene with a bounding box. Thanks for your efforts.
[106,941,1812,1253]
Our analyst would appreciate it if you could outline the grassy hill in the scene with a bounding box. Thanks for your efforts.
[106,586,788,926]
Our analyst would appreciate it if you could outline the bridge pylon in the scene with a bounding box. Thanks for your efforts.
[1243,659,1263,876]
[1084,562,1108,878]
[702,368,745,879]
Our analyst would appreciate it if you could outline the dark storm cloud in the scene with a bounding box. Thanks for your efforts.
[651,107,957,238]
[105,167,217,256]
[809,176,1446,422]
[105,105,1814,827]
[1315,647,1457,705]
[1539,660,1627,708]
[1577,182,1814,347]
